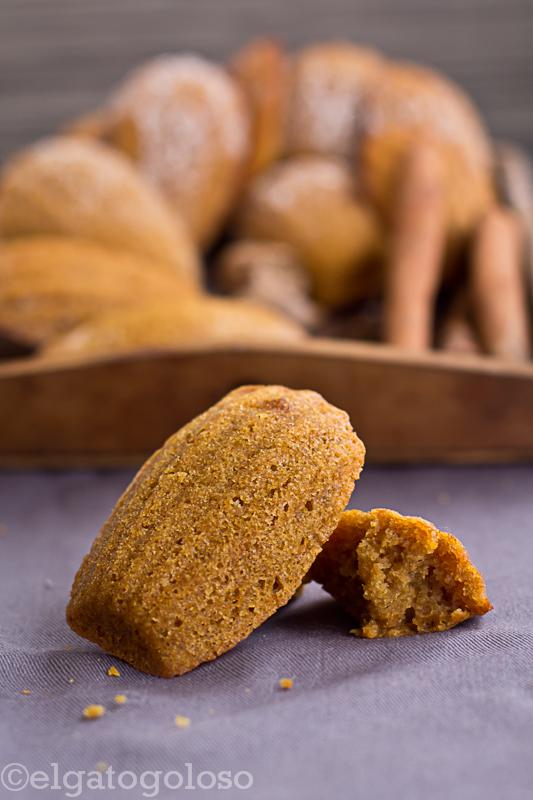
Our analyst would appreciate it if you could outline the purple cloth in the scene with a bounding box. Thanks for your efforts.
[0,466,531,799]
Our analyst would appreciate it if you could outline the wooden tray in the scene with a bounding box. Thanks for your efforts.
[1,338,533,467]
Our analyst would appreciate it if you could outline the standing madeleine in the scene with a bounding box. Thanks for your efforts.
[67,386,365,677]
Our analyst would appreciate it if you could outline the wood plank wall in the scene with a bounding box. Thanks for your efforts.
[0,0,532,160]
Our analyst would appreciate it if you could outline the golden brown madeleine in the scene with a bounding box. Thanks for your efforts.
[0,137,200,285]
[285,41,382,159]
[106,55,251,248]
[42,295,305,359]
[360,61,495,241]
[311,508,492,637]
[0,237,196,348]
[236,155,383,308]
[67,385,365,677]
[229,38,292,177]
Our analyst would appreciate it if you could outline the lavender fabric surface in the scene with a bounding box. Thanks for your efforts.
[0,466,531,800]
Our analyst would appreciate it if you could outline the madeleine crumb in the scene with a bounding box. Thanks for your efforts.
[114,694,127,705]
[68,678,75,684]
[107,665,121,677]
[95,762,109,774]
[21,688,31,695]
[174,715,191,728]
[83,704,106,720]
[279,678,294,690]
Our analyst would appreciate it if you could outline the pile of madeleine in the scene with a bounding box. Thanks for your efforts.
[0,39,531,363]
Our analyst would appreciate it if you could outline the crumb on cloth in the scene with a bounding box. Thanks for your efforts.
[279,678,293,690]
[83,704,106,720]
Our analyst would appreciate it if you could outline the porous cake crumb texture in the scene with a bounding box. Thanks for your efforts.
[311,508,491,637]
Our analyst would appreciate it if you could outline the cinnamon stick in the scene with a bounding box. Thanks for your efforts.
[495,142,533,303]
[470,207,530,361]
[384,140,447,350]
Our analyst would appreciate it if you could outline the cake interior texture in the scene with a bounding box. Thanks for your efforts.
[311,508,492,637]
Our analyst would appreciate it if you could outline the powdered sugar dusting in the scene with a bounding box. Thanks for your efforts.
[107,54,251,243]
[110,54,249,186]
[287,44,380,158]
[19,138,122,218]
[365,63,492,170]
[11,137,163,227]
[249,156,353,215]
[0,136,199,277]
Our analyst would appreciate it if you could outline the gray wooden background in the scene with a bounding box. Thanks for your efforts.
[1,0,532,161]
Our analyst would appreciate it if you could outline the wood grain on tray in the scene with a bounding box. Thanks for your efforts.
[2,341,533,466]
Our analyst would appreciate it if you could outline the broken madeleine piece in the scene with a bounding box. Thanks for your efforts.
[310,508,491,637]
